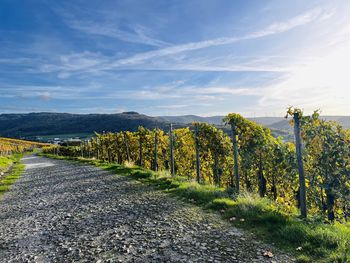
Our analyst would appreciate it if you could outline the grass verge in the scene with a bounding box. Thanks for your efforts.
[41,153,350,263]
[0,155,14,170]
[0,154,25,197]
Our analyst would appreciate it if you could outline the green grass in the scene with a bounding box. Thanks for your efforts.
[0,156,14,169]
[42,153,350,263]
[208,196,350,262]
[0,154,24,196]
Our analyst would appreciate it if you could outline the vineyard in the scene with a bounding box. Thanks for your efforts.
[0,137,50,180]
[0,137,50,156]
[43,108,350,223]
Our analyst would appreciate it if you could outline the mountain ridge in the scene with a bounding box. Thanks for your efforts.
[159,115,350,129]
[0,112,349,139]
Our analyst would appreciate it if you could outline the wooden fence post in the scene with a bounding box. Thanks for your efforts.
[231,123,239,192]
[101,138,105,161]
[195,124,201,183]
[169,124,175,177]
[87,140,91,159]
[153,129,158,171]
[108,148,111,163]
[293,113,307,218]
[139,137,143,167]
[123,132,131,163]
[80,142,83,157]
[96,138,99,160]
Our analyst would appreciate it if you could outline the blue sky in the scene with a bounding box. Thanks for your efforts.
[1,0,350,116]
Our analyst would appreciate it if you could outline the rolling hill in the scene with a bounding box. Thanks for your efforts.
[0,112,169,138]
[160,115,350,130]
[0,112,349,141]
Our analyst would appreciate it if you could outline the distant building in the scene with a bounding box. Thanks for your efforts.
[61,138,82,146]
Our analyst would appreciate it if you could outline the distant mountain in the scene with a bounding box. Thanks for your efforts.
[267,116,350,132]
[0,112,349,140]
[160,115,350,130]
[0,112,170,138]
[159,115,285,126]
[248,117,285,126]
[159,115,225,125]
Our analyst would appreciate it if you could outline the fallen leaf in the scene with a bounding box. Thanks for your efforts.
[263,251,274,258]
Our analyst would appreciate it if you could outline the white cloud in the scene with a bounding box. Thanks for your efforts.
[124,83,261,101]
[248,7,324,38]
[54,4,168,48]
[68,20,168,47]
[31,7,332,79]
[37,91,52,101]
[155,104,189,109]
[5,3,346,117]
[109,7,330,67]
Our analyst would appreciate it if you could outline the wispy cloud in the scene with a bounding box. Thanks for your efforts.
[2,1,345,116]
[39,6,331,78]
[33,7,330,79]
[54,3,168,47]
[0,58,34,64]
[38,53,296,76]
[0,85,85,100]
[248,7,324,38]
[67,20,168,47]
[110,7,329,67]
[155,104,189,109]
[0,105,57,113]
[183,86,262,96]
[125,83,262,102]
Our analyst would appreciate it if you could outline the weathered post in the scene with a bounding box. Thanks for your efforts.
[271,171,277,201]
[169,124,175,177]
[231,122,239,192]
[213,155,219,187]
[107,148,111,163]
[123,132,130,163]
[153,129,158,171]
[293,113,307,218]
[115,137,120,164]
[258,155,266,197]
[139,137,143,167]
[100,137,104,161]
[96,138,99,160]
[116,136,123,164]
[195,124,200,183]
[80,142,83,157]
[87,140,91,159]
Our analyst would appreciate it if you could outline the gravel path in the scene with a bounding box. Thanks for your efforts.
[0,155,293,262]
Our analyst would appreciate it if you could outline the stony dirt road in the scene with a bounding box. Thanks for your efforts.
[0,155,293,262]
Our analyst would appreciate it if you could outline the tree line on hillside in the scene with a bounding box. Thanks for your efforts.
[0,112,170,137]
[43,108,350,222]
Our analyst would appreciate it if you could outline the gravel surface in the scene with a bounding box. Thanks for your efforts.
[0,155,294,262]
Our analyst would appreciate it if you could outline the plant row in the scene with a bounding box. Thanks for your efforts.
[43,108,350,222]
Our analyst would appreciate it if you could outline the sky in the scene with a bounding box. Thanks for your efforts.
[1,0,350,117]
